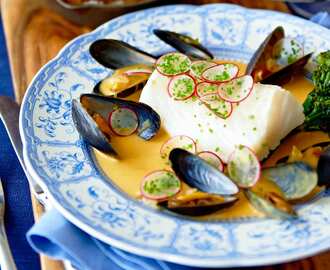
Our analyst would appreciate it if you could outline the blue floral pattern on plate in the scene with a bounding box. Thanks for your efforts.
[20,4,330,268]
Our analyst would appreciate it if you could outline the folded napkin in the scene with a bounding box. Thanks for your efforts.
[27,209,196,270]
[310,11,330,29]
[26,11,330,270]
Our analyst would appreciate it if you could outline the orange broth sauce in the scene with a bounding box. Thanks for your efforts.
[93,60,320,220]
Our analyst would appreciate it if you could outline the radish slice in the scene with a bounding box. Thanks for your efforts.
[109,107,138,136]
[195,82,218,97]
[200,94,233,119]
[156,52,191,76]
[201,63,239,83]
[168,74,196,100]
[227,145,261,188]
[160,135,196,160]
[190,60,217,80]
[272,38,304,67]
[141,170,181,201]
[218,75,254,103]
[197,151,224,172]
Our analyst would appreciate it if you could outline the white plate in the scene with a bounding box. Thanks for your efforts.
[20,4,330,268]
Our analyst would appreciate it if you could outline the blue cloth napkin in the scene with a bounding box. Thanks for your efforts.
[311,11,330,28]
[288,2,330,19]
[0,21,41,270]
[25,10,330,270]
[27,210,195,270]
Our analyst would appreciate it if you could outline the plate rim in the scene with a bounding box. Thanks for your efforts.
[20,3,330,267]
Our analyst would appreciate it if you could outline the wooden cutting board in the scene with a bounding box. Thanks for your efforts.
[1,0,330,269]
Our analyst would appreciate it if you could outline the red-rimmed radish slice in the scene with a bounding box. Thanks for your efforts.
[201,63,239,83]
[160,135,196,160]
[218,75,254,103]
[197,151,224,172]
[272,38,304,67]
[141,170,181,201]
[168,74,196,100]
[227,145,261,188]
[108,107,139,136]
[156,52,191,76]
[195,82,218,97]
[200,94,233,119]
[190,60,217,80]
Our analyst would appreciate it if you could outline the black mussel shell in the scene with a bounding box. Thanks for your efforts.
[153,29,213,60]
[72,99,118,156]
[159,195,237,216]
[246,25,311,85]
[245,190,297,219]
[169,148,239,195]
[317,147,330,187]
[263,162,318,200]
[260,53,312,85]
[246,26,285,76]
[90,39,156,69]
[93,80,104,94]
[80,94,160,140]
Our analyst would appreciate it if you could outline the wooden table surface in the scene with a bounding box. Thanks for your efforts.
[1,0,330,269]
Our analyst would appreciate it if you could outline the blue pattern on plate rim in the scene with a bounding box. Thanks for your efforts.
[20,4,330,267]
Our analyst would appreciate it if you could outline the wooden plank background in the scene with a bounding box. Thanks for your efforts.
[1,0,329,269]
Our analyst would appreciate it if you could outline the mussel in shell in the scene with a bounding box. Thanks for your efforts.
[159,191,237,216]
[317,147,330,187]
[246,26,285,76]
[90,29,214,71]
[260,53,312,85]
[71,94,161,155]
[72,99,118,156]
[94,64,152,97]
[246,26,311,85]
[245,190,297,219]
[169,148,239,196]
[153,29,214,60]
[263,162,318,201]
[90,39,156,70]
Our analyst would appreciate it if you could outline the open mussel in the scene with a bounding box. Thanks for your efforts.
[159,191,237,216]
[71,94,161,155]
[93,64,153,97]
[245,190,297,219]
[246,26,285,76]
[90,39,156,70]
[153,29,214,60]
[246,26,312,85]
[317,147,330,187]
[260,53,312,85]
[72,99,118,156]
[169,148,239,195]
[263,162,318,201]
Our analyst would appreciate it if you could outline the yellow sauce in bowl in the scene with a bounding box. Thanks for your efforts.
[92,61,329,220]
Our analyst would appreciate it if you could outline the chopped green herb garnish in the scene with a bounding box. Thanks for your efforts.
[143,172,180,196]
[157,53,190,75]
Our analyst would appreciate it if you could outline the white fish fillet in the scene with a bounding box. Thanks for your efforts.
[140,70,305,162]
